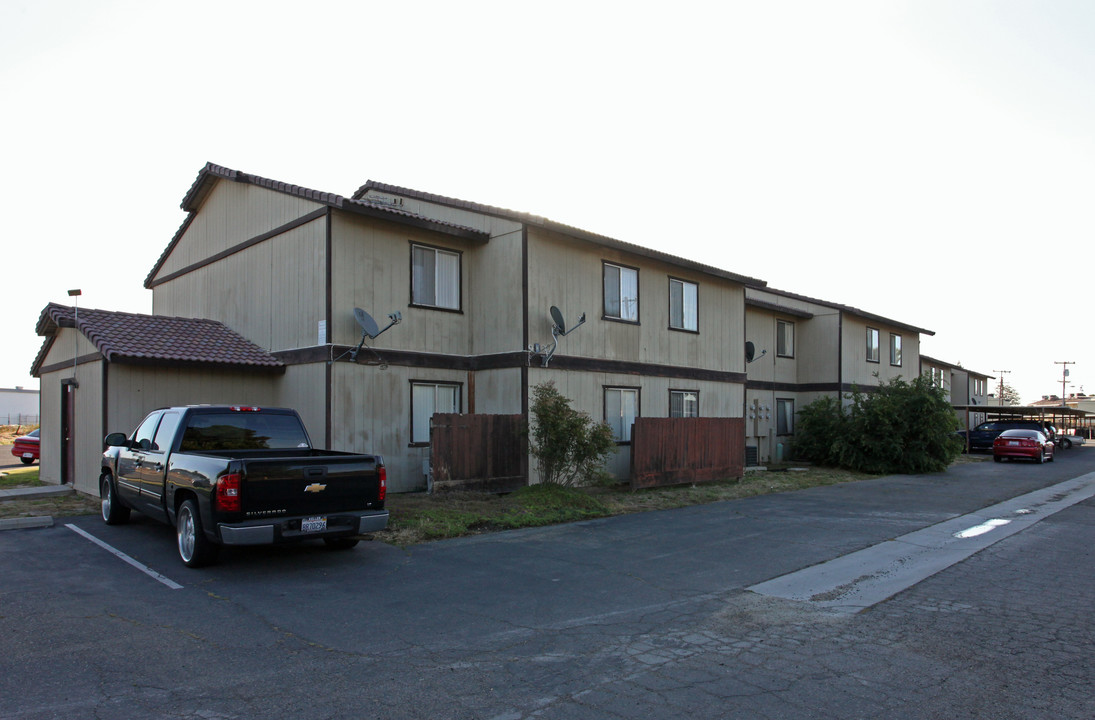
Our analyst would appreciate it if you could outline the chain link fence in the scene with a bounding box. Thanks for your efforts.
[1,414,39,426]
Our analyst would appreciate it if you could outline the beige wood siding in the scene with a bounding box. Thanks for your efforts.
[153,219,326,352]
[842,316,919,388]
[526,228,746,372]
[330,213,478,356]
[153,181,323,281]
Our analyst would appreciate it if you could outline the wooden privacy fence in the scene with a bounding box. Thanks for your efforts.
[630,417,746,490]
[430,414,528,493]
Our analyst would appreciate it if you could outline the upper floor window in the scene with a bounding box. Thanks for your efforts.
[603,262,639,323]
[605,386,639,442]
[777,320,794,358]
[866,327,880,363]
[668,278,698,332]
[412,244,461,310]
[669,390,699,418]
[410,381,461,445]
[890,333,902,366]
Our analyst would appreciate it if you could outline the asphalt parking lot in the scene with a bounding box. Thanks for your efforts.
[2,448,1094,719]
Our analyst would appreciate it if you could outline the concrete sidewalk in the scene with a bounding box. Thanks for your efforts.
[0,485,74,531]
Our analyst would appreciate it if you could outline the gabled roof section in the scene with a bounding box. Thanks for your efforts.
[31,304,283,377]
[748,286,935,336]
[355,180,768,289]
[147,163,489,289]
[920,355,993,379]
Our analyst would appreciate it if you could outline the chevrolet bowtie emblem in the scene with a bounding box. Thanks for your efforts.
[304,483,327,493]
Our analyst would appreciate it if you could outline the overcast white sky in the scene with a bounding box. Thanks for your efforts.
[2,0,1092,404]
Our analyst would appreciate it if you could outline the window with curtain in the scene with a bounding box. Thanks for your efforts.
[411,382,460,444]
[604,262,639,322]
[890,333,902,366]
[669,278,698,331]
[866,327,880,363]
[776,398,794,435]
[605,387,639,442]
[412,244,460,310]
[777,320,794,358]
[669,390,699,418]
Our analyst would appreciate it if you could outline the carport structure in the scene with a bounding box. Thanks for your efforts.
[953,405,1095,452]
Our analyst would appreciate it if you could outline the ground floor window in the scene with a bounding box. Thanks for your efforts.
[776,398,794,436]
[669,390,699,418]
[411,382,461,445]
[605,387,639,442]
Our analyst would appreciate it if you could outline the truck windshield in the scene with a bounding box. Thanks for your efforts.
[179,412,310,451]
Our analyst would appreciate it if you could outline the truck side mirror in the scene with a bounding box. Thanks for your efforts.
[104,432,130,448]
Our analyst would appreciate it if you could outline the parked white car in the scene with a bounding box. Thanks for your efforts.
[1056,432,1085,449]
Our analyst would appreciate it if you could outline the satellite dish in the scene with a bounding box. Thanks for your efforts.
[550,306,566,332]
[354,308,380,339]
[745,342,755,363]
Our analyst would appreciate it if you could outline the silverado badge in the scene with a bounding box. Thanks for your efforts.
[304,483,327,493]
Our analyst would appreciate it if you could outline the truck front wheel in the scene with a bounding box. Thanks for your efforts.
[100,473,130,525]
[177,499,220,568]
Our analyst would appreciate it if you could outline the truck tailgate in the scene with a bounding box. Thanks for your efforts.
[240,456,383,516]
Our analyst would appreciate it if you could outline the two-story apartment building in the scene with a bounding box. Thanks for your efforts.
[32,162,952,493]
[33,163,767,493]
[744,287,933,464]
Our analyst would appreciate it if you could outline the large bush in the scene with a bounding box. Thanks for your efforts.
[529,381,617,486]
[794,375,962,474]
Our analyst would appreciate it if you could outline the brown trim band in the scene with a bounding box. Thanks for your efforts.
[37,352,104,376]
[275,346,748,384]
[148,208,328,288]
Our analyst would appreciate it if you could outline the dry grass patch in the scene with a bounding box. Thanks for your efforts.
[378,466,874,546]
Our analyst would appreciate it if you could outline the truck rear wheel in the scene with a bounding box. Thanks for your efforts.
[100,473,130,525]
[177,499,220,568]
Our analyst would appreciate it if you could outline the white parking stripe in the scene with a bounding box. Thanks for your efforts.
[66,524,183,590]
[749,473,1095,614]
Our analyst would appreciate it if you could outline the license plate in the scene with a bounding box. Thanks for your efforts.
[22,453,34,459]
[301,516,327,533]
[1008,441,1018,446]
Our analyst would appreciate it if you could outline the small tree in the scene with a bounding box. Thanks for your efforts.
[529,382,616,486]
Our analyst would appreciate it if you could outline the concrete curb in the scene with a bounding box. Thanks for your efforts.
[0,516,54,531]
[0,486,75,501]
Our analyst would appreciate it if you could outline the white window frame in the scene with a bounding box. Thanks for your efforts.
[668,277,698,332]
[603,262,639,323]
[411,244,461,310]
[669,390,699,418]
[777,320,794,358]
[605,387,640,442]
[410,381,461,445]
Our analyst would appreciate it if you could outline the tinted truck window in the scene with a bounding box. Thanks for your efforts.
[180,413,310,451]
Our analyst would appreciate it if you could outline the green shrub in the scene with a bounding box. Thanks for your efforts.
[529,381,617,486]
[794,375,962,474]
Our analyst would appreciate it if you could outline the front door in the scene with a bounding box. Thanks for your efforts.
[115,410,163,511]
[60,383,76,485]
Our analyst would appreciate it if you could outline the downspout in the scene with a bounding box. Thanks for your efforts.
[324,208,333,447]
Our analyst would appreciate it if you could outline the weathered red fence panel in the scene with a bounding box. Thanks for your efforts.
[430,414,528,493]
[629,417,745,489]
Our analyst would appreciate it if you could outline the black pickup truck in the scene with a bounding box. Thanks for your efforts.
[100,405,388,567]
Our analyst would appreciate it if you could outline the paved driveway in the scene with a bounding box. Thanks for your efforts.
[3,450,1094,719]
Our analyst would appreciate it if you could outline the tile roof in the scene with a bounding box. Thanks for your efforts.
[31,304,283,377]
[355,180,769,289]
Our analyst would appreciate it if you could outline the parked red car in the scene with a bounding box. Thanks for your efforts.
[11,428,40,465]
[993,429,1054,464]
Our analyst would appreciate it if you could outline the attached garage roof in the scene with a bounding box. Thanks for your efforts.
[32,304,283,376]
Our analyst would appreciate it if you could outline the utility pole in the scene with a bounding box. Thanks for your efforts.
[992,370,1010,405]
[1055,361,1075,406]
